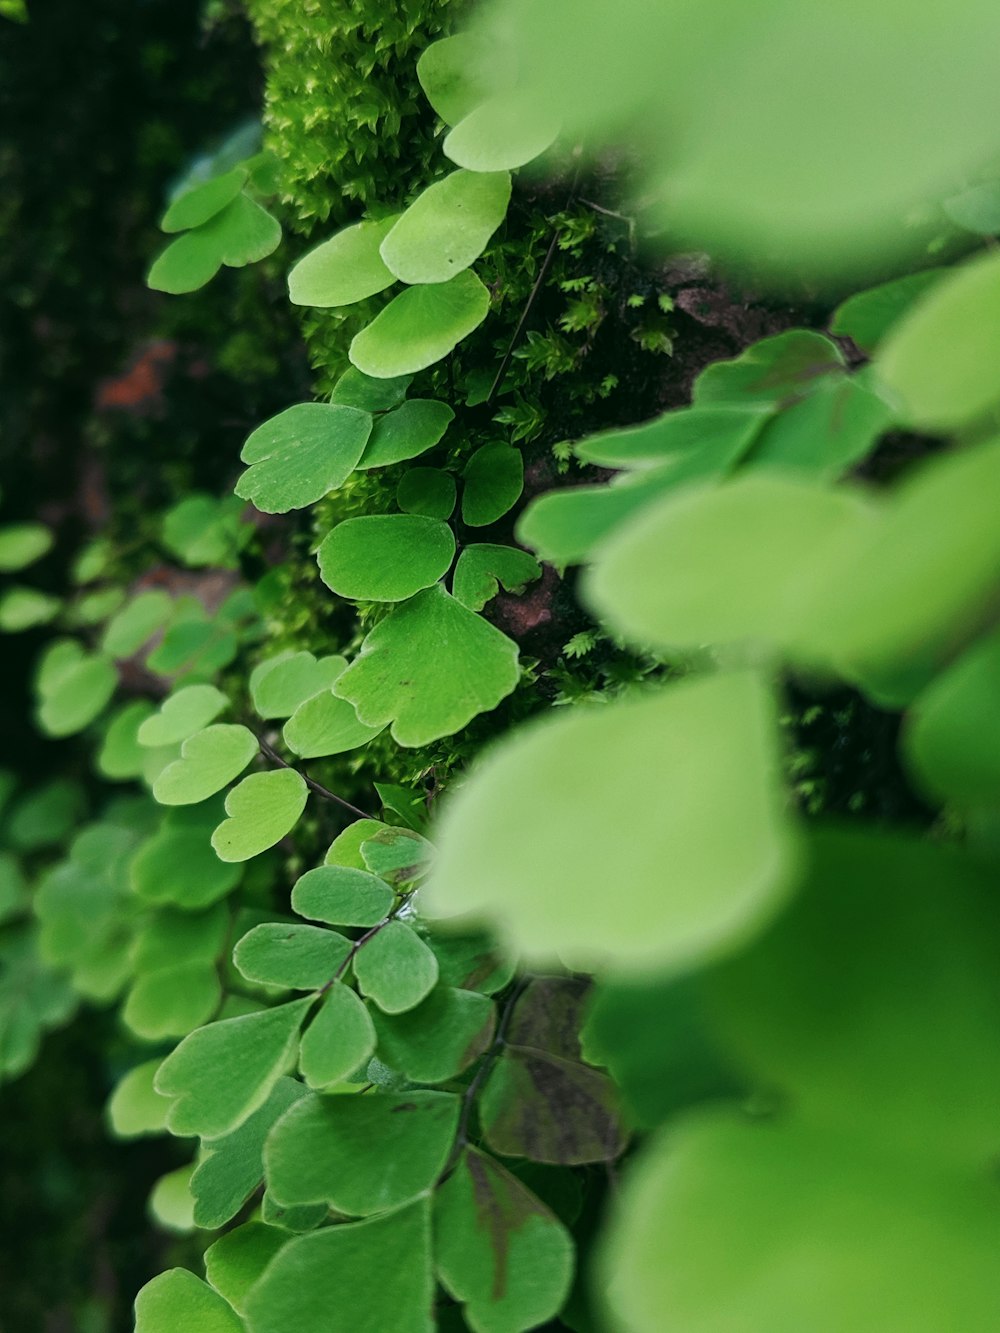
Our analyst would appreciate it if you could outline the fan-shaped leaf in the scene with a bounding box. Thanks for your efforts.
[354,920,439,1014]
[381,170,511,285]
[152,724,259,806]
[211,769,308,862]
[233,923,350,990]
[298,983,377,1089]
[291,865,394,928]
[317,514,455,602]
[356,399,454,469]
[236,404,372,514]
[138,684,228,748]
[350,271,490,378]
[287,215,399,308]
[452,544,541,611]
[249,652,346,720]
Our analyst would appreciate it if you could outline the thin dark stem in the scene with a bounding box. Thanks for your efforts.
[256,734,378,822]
[485,163,582,406]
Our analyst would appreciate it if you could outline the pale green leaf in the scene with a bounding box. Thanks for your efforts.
[0,521,52,571]
[134,1268,243,1333]
[235,404,372,514]
[152,724,259,806]
[138,684,228,747]
[324,819,386,869]
[102,590,173,658]
[287,216,399,307]
[746,372,893,479]
[130,806,242,909]
[233,923,350,990]
[380,170,511,285]
[148,193,280,293]
[443,91,559,172]
[291,865,394,928]
[317,514,455,602]
[250,652,346,720]
[353,920,439,1014]
[0,586,60,631]
[161,166,247,232]
[575,405,766,470]
[265,1089,459,1213]
[350,271,490,378]
[107,1059,170,1138]
[149,1164,196,1232]
[204,1224,289,1315]
[417,33,514,126]
[426,672,798,974]
[36,650,116,738]
[155,997,311,1138]
[123,961,220,1041]
[333,584,520,746]
[211,769,309,863]
[282,690,385,758]
[829,268,946,354]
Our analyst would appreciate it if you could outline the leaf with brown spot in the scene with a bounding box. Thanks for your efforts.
[434,1147,574,1333]
[479,1047,627,1166]
[505,976,591,1062]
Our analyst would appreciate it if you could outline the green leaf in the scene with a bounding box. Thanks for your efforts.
[148,193,281,293]
[0,586,60,631]
[702,827,1000,1162]
[265,1089,459,1214]
[138,684,228,747]
[350,271,490,378]
[152,724,259,806]
[428,931,516,996]
[0,522,52,571]
[333,584,520,746]
[417,33,513,126]
[829,268,946,354]
[330,366,412,413]
[903,630,1000,808]
[287,215,399,307]
[397,467,457,519]
[876,249,1000,430]
[361,826,434,885]
[211,769,309,862]
[243,1198,433,1333]
[134,1268,243,1333]
[131,805,242,909]
[260,1193,327,1233]
[102,589,173,658]
[192,1077,308,1230]
[291,865,395,928]
[155,997,311,1138]
[282,690,385,758]
[317,514,455,602]
[131,904,229,973]
[461,443,524,527]
[204,1223,289,1316]
[324,818,386,870]
[371,985,495,1083]
[452,544,541,611]
[380,170,511,285]
[693,330,846,406]
[235,404,372,514]
[944,180,1000,234]
[443,92,559,172]
[746,372,893,479]
[575,404,767,470]
[249,652,346,720]
[123,961,220,1041]
[480,1046,626,1165]
[426,672,798,974]
[516,463,698,565]
[601,1111,1000,1333]
[161,166,247,232]
[107,1059,170,1138]
[298,983,377,1089]
[354,920,439,1014]
[356,399,455,469]
[434,1148,574,1333]
[233,922,350,990]
[36,647,116,738]
[584,474,878,659]
[374,781,429,833]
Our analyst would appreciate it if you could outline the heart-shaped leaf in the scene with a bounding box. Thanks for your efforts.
[357,399,454,469]
[102,589,173,658]
[137,684,228,748]
[452,543,541,611]
[291,865,395,928]
[350,270,490,378]
[233,922,351,990]
[155,997,311,1138]
[243,1199,433,1333]
[123,961,220,1041]
[287,215,399,307]
[371,985,495,1083]
[148,194,281,294]
[298,983,377,1089]
[235,403,372,514]
[152,724,259,806]
[443,91,559,171]
[36,649,117,738]
[397,467,456,518]
[134,1268,242,1333]
[130,810,242,909]
[265,1089,459,1214]
[425,671,798,975]
[204,1223,290,1315]
[462,442,524,526]
[333,584,520,746]
[250,652,347,720]
[282,690,385,758]
[211,768,308,862]
[317,514,455,602]
[434,1148,575,1333]
[353,920,439,1013]
[380,170,511,285]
